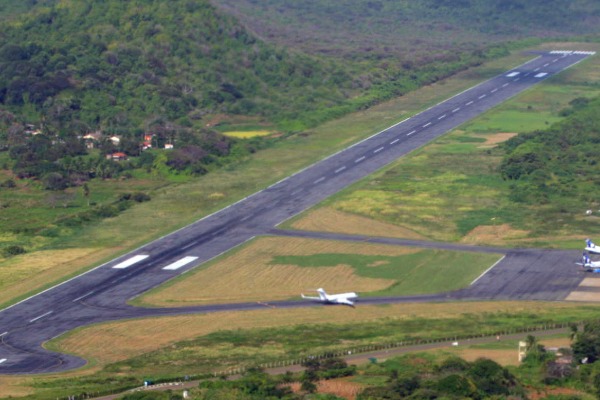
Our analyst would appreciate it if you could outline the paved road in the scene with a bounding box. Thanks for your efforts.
[0,50,594,374]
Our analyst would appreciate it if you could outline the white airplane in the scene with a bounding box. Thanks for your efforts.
[576,253,600,271]
[585,239,600,254]
[301,288,358,307]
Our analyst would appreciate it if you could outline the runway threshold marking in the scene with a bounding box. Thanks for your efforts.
[29,311,53,323]
[112,255,149,269]
[506,71,520,77]
[335,166,346,173]
[162,256,199,271]
[535,72,548,78]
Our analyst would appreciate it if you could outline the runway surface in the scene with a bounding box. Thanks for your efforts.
[0,50,594,374]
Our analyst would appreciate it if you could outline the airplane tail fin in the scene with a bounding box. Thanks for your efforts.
[317,288,327,300]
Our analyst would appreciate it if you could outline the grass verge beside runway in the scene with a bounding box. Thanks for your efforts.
[286,42,600,248]
[134,236,501,307]
[11,302,593,399]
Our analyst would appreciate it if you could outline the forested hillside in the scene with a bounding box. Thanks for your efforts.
[214,0,600,61]
[500,96,600,210]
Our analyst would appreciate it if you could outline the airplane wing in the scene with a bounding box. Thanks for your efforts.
[301,294,322,301]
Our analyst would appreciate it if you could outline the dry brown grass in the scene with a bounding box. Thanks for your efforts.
[0,376,35,398]
[290,207,427,239]
[460,224,530,245]
[476,132,518,148]
[140,237,420,307]
[287,378,364,400]
[51,301,586,368]
[0,247,122,306]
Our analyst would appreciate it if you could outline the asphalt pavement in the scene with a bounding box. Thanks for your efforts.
[0,50,595,374]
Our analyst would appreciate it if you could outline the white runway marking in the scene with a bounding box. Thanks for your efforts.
[374,147,384,153]
[112,255,149,269]
[466,101,474,106]
[390,138,400,144]
[534,67,540,71]
[506,71,520,77]
[355,156,365,163]
[72,291,95,302]
[29,311,53,323]
[471,256,506,285]
[543,63,549,67]
[553,58,559,62]
[438,114,446,120]
[478,94,486,99]
[0,332,7,337]
[513,78,520,81]
[491,88,497,93]
[335,166,346,173]
[407,130,416,136]
[534,72,548,78]
[502,83,509,87]
[314,177,325,184]
[163,256,199,271]
[423,122,432,127]
[452,107,460,112]
[0,359,7,364]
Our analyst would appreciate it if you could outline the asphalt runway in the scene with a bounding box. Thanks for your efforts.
[0,50,595,374]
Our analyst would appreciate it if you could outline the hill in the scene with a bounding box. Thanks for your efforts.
[214,0,600,61]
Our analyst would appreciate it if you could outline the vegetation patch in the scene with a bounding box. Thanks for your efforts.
[137,236,498,307]
[222,130,274,138]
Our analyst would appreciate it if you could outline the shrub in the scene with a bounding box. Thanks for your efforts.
[2,245,26,257]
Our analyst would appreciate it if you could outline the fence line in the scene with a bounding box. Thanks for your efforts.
[63,321,579,400]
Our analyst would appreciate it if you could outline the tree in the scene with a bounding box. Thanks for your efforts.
[82,183,90,206]
[573,321,600,364]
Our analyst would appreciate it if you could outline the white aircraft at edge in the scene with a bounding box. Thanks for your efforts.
[577,253,600,271]
[301,288,358,307]
[585,239,600,254]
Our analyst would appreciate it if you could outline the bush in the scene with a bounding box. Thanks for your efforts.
[2,245,26,257]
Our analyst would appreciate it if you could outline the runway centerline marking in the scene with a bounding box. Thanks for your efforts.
[112,255,149,269]
[390,138,400,144]
[355,156,365,163]
[478,94,486,99]
[466,101,474,106]
[423,122,432,128]
[491,88,498,93]
[543,63,549,67]
[373,147,384,153]
[438,114,446,120]
[29,311,53,323]
[452,107,460,112]
[314,177,325,184]
[335,166,346,173]
[534,67,540,71]
[163,256,199,271]
[407,130,416,136]
[502,83,509,87]
[514,78,520,81]
[0,359,7,364]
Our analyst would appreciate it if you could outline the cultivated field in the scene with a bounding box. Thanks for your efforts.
[136,236,500,307]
